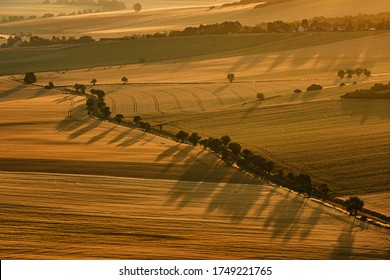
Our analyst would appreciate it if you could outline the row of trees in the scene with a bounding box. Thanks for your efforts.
[341,82,390,99]
[337,68,371,79]
[1,35,95,48]
[98,12,390,43]
[175,128,365,216]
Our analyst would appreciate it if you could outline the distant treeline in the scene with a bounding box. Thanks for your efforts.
[99,13,390,42]
[54,0,126,10]
[1,35,95,48]
[221,0,264,8]
[341,82,390,99]
[0,0,125,23]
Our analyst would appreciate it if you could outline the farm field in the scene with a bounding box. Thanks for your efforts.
[0,0,389,38]
[1,171,389,259]
[2,31,389,78]
[1,79,388,259]
[1,0,390,261]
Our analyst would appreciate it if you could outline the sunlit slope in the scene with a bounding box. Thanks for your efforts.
[149,83,390,200]
[0,0,389,37]
[1,172,388,259]
[0,78,254,184]
[3,31,389,80]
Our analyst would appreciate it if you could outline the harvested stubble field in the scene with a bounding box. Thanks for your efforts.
[1,0,390,260]
[0,78,389,259]
[0,0,389,38]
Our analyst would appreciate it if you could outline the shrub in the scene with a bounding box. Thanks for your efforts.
[294,89,302,93]
[256,93,265,100]
[306,84,323,91]
[24,72,37,84]
[339,82,345,87]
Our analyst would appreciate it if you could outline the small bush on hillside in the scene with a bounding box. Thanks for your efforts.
[294,89,302,93]
[339,82,345,87]
[306,84,323,91]
[256,93,265,100]
[24,72,37,84]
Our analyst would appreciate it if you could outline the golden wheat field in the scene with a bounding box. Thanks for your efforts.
[0,0,390,260]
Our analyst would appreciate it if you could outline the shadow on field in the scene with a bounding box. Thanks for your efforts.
[87,126,116,144]
[67,120,101,139]
[330,224,355,259]
[56,116,85,132]
[302,90,322,101]
[108,129,134,144]
[0,84,25,99]
[340,99,390,124]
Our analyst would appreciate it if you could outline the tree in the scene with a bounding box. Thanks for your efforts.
[345,196,364,216]
[78,84,86,94]
[44,81,55,89]
[97,101,106,108]
[121,76,128,84]
[220,135,231,146]
[139,121,151,132]
[176,130,189,143]
[227,142,241,156]
[241,149,253,162]
[355,68,363,77]
[113,114,124,123]
[133,115,142,124]
[226,73,235,83]
[86,97,95,114]
[189,132,201,146]
[24,72,37,84]
[296,173,312,196]
[93,89,105,101]
[73,83,80,92]
[199,139,208,149]
[208,138,223,153]
[363,69,371,77]
[100,106,111,119]
[90,78,97,86]
[318,183,330,196]
[132,3,142,13]
[337,70,345,79]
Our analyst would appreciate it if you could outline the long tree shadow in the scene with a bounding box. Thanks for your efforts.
[108,129,134,144]
[262,191,306,241]
[340,99,390,124]
[68,120,101,139]
[86,126,116,145]
[0,84,25,99]
[56,116,84,132]
[330,223,355,259]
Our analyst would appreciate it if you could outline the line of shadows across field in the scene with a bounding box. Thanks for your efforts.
[156,143,377,258]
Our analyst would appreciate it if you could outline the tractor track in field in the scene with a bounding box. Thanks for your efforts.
[142,92,165,114]
[68,98,75,119]
[232,90,245,103]
[194,86,224,106]
[178,88,206,111]
[160,89,184,111]
[129,95,138,113]
[107,96,117,115]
